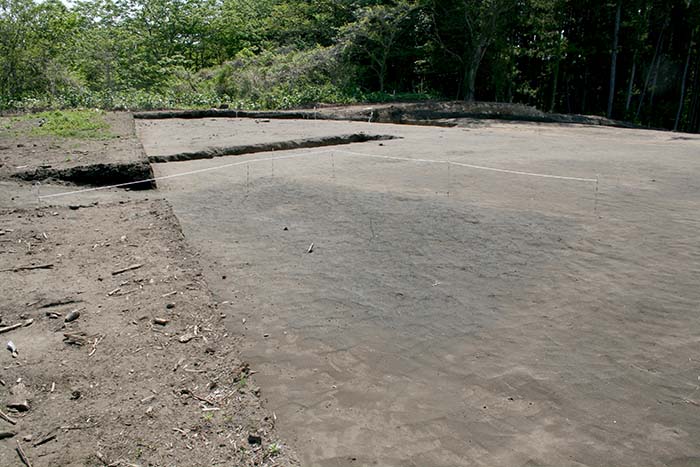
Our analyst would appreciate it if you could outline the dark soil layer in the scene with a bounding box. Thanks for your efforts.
[13,161,155,189]
[0,200,298,467]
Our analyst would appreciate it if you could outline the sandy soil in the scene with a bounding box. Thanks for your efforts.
[141,117,700,466]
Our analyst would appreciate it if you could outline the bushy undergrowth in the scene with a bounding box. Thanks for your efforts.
[204,46,358,109]
[0,46,433,113]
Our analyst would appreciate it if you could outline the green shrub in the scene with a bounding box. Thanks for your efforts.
[206,45,358,109]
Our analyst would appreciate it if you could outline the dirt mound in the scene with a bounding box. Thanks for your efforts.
[134,101,641,129]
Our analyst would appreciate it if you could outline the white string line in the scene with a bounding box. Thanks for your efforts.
[39,146,597,200]
[38,149,331,199]
[334,149,598,183]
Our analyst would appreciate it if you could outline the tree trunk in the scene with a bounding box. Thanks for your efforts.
[648,33,667,122]
[463,43,486,102]
[549,40,561,112]
[637,24,666,120]
[379,63,386,93]
[565,73,572,113]
[607,0,622,118]
[690,49,700,131]
[625,58,636,114]
[582,67,589,113]
[464,65,476,101]
[674,31,694,131]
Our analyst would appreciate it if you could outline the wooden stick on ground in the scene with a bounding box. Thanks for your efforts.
[0,323,23,334]
[111,264,143,275]
[0,319,35,334]
[16,440,32,467]
[0,264,54,273]
[33,432,57,447]
[0,409,17,425]
[192,393,216,405]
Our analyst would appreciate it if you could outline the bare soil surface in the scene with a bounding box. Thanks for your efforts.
[0,113,153,187]
[143,117,700,466]
[0,121,298,466]
[0,199,298,467]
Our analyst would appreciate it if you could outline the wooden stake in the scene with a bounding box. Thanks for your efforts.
[16,440,32,467]
[111,264,143,276]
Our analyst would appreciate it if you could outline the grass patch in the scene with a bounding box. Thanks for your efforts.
[13,110,114,139]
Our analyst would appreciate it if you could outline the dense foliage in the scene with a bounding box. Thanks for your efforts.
[1,0,699,132]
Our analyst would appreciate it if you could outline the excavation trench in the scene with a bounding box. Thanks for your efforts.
[12,161,156,190]
[10,134,397,190]
[146,133,399,163]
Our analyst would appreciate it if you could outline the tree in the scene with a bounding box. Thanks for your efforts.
[0,0,80,101]
[607,0,622,118]
[341,1,417,92]
[428,0,514,101]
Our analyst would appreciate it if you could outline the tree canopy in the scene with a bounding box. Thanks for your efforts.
[1,0,699,132]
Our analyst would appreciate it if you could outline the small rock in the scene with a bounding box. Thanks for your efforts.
[153,318,170,326]
[166,303,175,309]
[64,310,80,323]
[7,383,31,412]
[7,401,29,412]
[178,334,195,343]
[6,341,17,358]
[21,434,31,442]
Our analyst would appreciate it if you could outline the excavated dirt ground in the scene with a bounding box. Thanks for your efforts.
[0,116,298,467]
[0,112,153,187]
[139,116,700,467]
[3,106,700,467]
